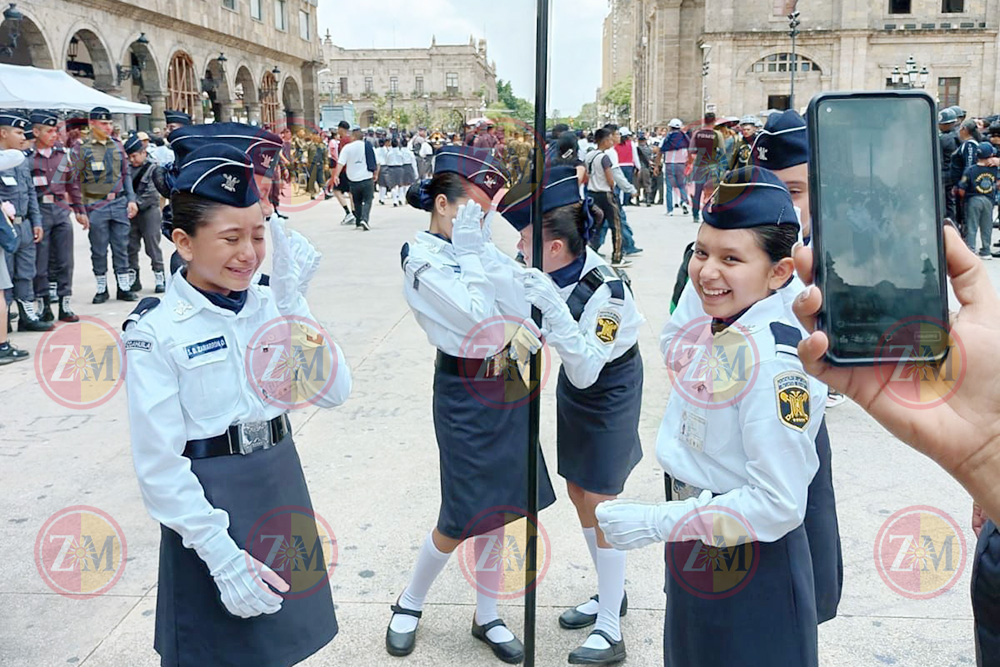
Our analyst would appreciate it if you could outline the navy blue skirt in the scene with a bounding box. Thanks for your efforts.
[556,346,643,495]
[973,519,1000,666]
[662,524,818,667]
[154,435,337,667]
[804,418,843,623]
[432,366,557,540]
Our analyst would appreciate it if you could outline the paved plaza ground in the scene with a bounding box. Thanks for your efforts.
[0,194,994,666]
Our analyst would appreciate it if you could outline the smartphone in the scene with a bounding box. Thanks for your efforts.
[808,91,949,366]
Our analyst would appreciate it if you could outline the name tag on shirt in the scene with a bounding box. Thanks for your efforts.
[1,175,16,186]
[680,409,707,453]
[33,175,48,187]
[42,194,54,204]
[91,161,105,172]
[185,336,228,359]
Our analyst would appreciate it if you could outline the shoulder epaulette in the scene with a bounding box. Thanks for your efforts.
[770,322,802,357]
[122,297,161,332]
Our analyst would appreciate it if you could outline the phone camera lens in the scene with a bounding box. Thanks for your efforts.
[825,107,832,113]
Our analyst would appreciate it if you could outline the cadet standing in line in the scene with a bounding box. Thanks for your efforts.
[0,148,32,362]
[599,166,826,667]
[728,114,759,170]
[0,110,50,331]
[497,165,645,665]
[67,106,139,303]
[124,133,166,294]
[122,142,351,667]
[939,108,960,222]
[28,110,78,322]
[148,109,193,166]
[386,146,556,664]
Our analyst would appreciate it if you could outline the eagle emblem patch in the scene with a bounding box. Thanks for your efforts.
[595,311,621,344]
[774,371,810,431]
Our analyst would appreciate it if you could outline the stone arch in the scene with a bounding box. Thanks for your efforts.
[234,63,258,104]
[281,75,303,118]
[738,46,830,80]
[64,25,115,91]
[166,49,199,117]
[203,53,232,122]
[360,109,376,127]
[0,9,55,67]
[260,68,279,128]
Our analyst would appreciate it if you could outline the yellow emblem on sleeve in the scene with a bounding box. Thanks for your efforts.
[774,371,810,432]
[595,311,621,344]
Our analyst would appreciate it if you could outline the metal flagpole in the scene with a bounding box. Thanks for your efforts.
[525,0,550,665]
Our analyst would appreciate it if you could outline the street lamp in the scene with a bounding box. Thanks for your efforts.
[788,9,801,109]
[0,3,23,58]
[116,32,149,86]
[890,55,929,90]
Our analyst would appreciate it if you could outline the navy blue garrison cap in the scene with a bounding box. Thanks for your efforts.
[171,143,258,208]
[0,110,29,130]
[89,106,112,121]
[124,133,144,155]
[169,122,282,178]
[750,109,808,171]
[499,165,581,231]
[433,145,509,200]
[703,166,799,230]
[164,110,193,126]
[30,110,59,127]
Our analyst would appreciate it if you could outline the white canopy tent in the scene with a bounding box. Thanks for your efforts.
[0,64,151,114]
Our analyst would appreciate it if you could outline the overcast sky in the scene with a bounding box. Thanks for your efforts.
[317,0,607,116]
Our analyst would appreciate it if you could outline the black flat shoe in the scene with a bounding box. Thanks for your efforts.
[568,630,627,665]
[558,592,628,630]
[471,617,524,664]
[385,601,422,657]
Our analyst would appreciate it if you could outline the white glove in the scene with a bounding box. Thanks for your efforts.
[269,216,302,313]
[1,200,15,220]
[481,206,497,245]
[596,490,714,551]
[506,318,543,387]
[0,149,25,171]
[451,202,485,256]
[522,268,576,341]
[210,549,285,618]
[288,228,322,297]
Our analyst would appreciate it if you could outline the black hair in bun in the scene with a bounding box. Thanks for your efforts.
[407,173,467,212]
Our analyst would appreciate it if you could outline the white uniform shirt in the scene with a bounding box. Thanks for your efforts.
[375,146,387,167]
[338,140,372,182]
[402,231,526,356]
[385,147,404,167]
[122,273,352,561]
[656,293,823,543]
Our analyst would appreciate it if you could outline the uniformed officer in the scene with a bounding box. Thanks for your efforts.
[499,166,644,665]
[0,110,51,331]
[124,133,166,293]
[387,146,556,664]
[598,166,825,667]
[68,106,139,303]
[0,148,32,362]
[147,109,193,166]
[728,114,759,169]
[28,110,78,322]
[939,108,961,221]
[122,142,351,667]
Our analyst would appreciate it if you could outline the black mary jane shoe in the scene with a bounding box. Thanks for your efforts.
[558,592,628,630]
[385,601,422,657]
[471,617,524,664]
[568,630,627,665]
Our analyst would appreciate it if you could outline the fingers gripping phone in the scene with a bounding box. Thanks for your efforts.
[807,91,949,366]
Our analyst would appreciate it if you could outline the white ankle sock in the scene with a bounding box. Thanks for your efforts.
[390,532,451,633]
[574,527,601,615]
[584,547,626,648]
[475,530,515,643]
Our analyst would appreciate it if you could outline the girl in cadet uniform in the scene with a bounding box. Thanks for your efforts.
[122,143,352,667]
[386,145,557,664]
[385,139,406,207]
[490,165,644,666]
[376,138,391,205]
[598,166,826,667]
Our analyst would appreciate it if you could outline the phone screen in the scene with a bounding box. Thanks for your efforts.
[811,93,947,364]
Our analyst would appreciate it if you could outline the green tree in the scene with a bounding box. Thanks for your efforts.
[495,79,535,123]
[603,75,633,123]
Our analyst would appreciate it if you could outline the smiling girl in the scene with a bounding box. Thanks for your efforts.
[598,166,825,667]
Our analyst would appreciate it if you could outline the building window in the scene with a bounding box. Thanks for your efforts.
[767,94,791,110]
[339,77,348,94]
[275,0,287,30]
[222,0,236,9]
[299,10,310,40]
[167,51,199,117]
[747,53,820,74]
[250,0,261,19]
[938,77,960,107]
[389,76,398,94]
[772,0,795,15]
[415,76,424,95]
[941,0,964,12]
[889,0,911,14]
[446,72,458,95]
[364,77,373,93]
[260,69,279,127]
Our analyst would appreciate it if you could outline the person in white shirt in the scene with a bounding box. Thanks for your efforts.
[386,146,556,664]
[585,128,636,268]
[598,166,824,667]
[122,143,351,667]
[375,138,390,205]
[332,126,377,231]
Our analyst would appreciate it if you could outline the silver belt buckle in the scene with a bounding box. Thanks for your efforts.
[671,478,706,502]
[237,421,271,455]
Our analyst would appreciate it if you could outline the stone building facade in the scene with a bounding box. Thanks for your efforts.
[0,0,323,131]
[617,0,999,128]
[601,0,636,96]
[320,34,497,130]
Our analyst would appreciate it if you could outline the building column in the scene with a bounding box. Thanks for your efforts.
[246,102,262,125]
[218,101,235,123]
[146,92,166,131]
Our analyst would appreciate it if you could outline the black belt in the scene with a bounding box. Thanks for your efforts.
[435,349,512,379]
[183,415,290,459]
[606,343,639,369]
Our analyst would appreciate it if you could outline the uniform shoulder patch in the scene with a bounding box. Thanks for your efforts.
[770,322,802,358]
[595,310,621,344]
[774,371,810,432]
[124,338,153,352]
